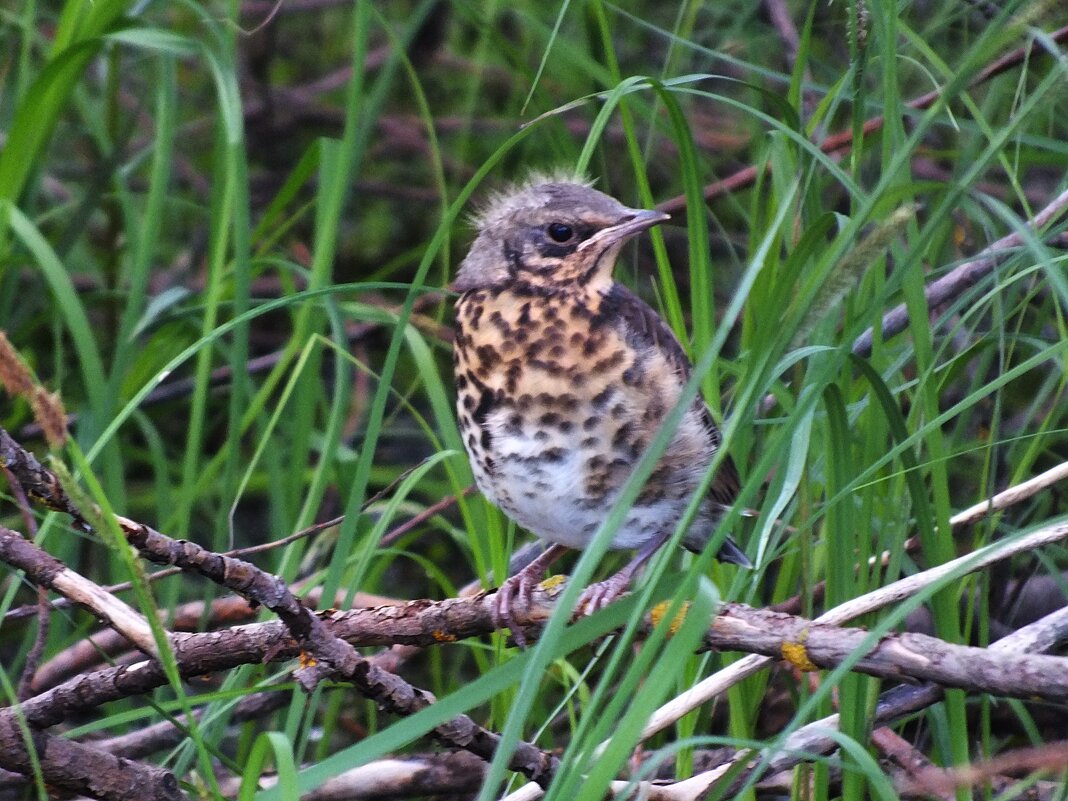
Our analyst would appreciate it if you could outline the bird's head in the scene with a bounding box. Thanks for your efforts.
[452,173,669,293]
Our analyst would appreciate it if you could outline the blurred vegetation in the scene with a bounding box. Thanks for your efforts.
[1,0,1067,798]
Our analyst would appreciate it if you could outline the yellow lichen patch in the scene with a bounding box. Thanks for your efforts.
[649,600,690,635]
[298,651,318,669]
[781,635,818,672]
[539,574,566,591]
[432,630,457,642]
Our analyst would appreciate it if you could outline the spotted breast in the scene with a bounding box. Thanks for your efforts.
[454,278,739,554]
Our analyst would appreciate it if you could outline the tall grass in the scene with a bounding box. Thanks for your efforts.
[1,0,1066,799]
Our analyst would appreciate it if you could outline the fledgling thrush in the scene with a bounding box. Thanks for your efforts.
[452,174,749,643]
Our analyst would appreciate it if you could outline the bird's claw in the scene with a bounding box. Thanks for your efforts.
[491,572,536,648]
[574,575,629,619]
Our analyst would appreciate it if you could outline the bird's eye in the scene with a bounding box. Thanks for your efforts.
[546,222,574,243]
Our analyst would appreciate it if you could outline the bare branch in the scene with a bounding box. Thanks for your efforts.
[902,742,1068,797]
[695,604,1068,798]
[705,603,1068,701]
[0,527,163,657]
[638,521,1068,744]
[8,545,1068,790]
[655,25,1068,213]
[498,603,1068,801]
[5,524,1065,799]
[773,456,1068,617]
[0,719,183,801]
[853,187,1068,356]
[0,425,561,787]
[949,458,1068,528]
[233,751,488,800]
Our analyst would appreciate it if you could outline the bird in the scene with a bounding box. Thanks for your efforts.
[451,173,750,643]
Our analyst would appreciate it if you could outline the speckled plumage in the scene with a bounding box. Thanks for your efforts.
[452,176,748,635]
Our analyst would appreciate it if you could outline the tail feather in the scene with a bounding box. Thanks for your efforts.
[716,536,752,568]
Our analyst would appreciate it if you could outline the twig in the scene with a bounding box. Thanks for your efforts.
[704,600,1068,701]
[1,463,50,701]
[1,469,421,625]
[305,751,487,800]
[952,459,1068,527]
[853,187,1068,356]
[0,430,82,521]
[762,0,816,116]
[636,519,1068,746]
[16,291,446,442]
[28,593,262,693]
[655,25,1068,213]
[0,720,184,801]
[0,427,561,787]
[380,485,476,547]
[773,456,1068,615]
[5,590,562,785]
[0,527,164,657]
[498,601,1068,801]
[9,548,1068,759]
[4,544,1066,798]
[698,603,1068,799]
[225,751,489,800]
[870,728,953,801]
[241,0,360,14]
[16,589,49,702]
[2,427,399,692]
[763,0,800,61]
[99,684,291,760]
[15,584,1068,707]
[902,742,1068,797]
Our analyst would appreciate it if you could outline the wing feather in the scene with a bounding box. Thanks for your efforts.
[604,284,741,508]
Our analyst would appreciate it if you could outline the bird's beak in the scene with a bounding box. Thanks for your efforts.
[577,208,671,252]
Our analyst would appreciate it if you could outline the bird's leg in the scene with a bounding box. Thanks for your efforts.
[575,531,671,618]
[491,543,568,647]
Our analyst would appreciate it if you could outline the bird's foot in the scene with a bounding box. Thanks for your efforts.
[489,543,568,647]
[573,532,670,619]
[574,572,632,619]
[490,567,542,648]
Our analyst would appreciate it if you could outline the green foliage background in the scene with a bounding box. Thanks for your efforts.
[1,0,1066,798]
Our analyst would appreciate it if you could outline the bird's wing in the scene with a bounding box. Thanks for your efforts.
[604,283,741,507]
[603,283,693,380]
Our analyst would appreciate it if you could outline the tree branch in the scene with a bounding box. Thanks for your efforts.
[0,426,560,787]
[0,719,183,801]
[655,25,1068,213]
[852,186,1068,356]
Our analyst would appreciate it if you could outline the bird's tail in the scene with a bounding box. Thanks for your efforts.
[716,535,753,568]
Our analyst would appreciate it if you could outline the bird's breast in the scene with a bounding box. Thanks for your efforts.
[452,286,717,551]
[454,284,716,547]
